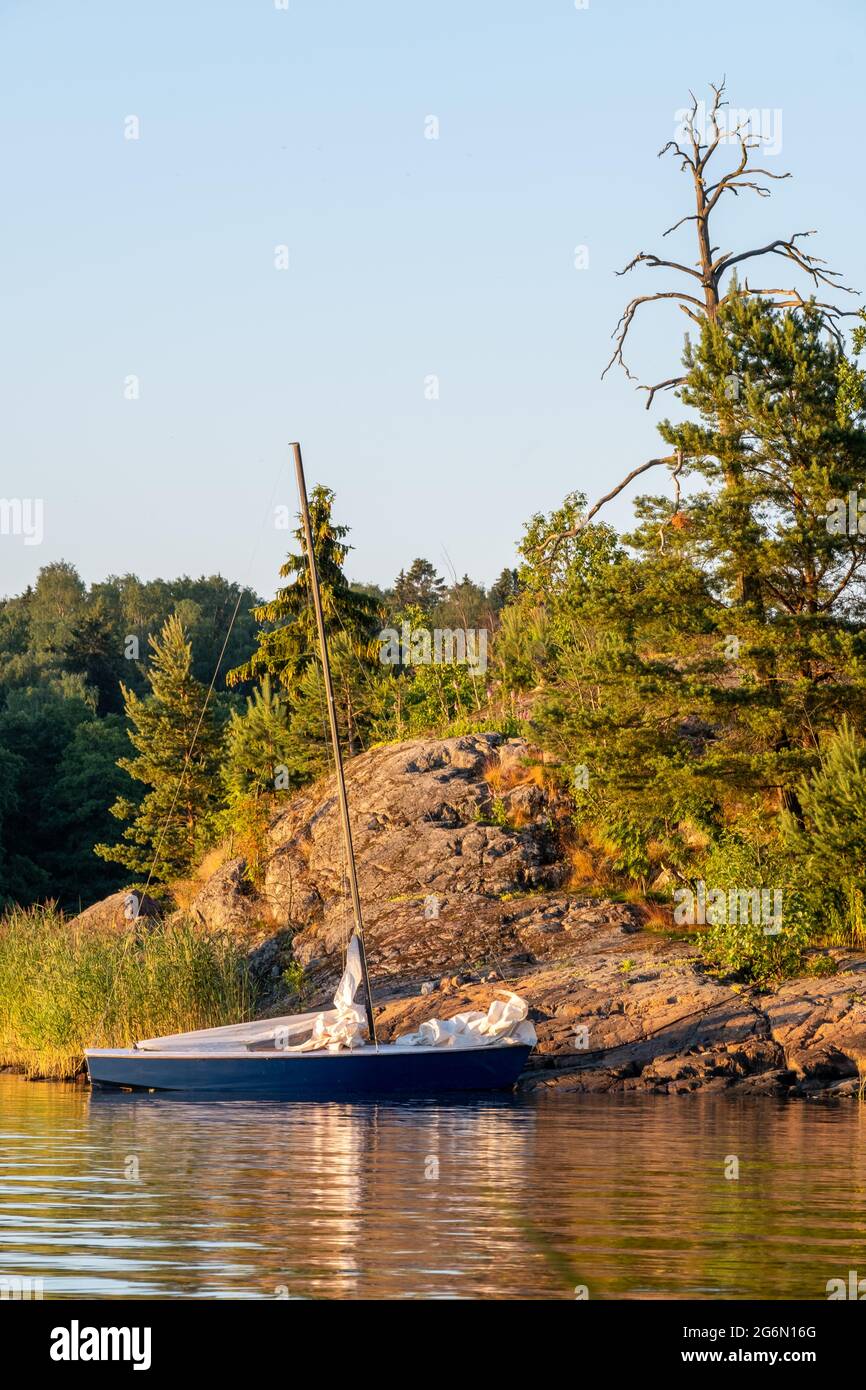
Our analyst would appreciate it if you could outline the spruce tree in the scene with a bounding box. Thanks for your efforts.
[782,722,866,885]
[226,486,379,696]
[392,558,446,614]
[289,632,391,775]
[96,614,222,881]
[489,568,520,612]
[222,676,296,800]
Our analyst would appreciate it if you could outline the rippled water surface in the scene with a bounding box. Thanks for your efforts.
[2,1075,865,1299]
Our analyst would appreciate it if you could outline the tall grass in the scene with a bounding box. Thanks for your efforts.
[822,882,866,952]
[0,905,256,1078]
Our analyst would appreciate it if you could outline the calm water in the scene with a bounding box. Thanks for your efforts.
[2,1075,866,1299]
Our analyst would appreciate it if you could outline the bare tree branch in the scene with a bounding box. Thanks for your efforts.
[639,376,686,409]
[604,79,858,406]
[716,230,854,290]
[533,455,679,560]
[662,212,700,238]
[706,167,791,198]
[616,250,703,281]
[602,291,704,384]
[820,548,866,610]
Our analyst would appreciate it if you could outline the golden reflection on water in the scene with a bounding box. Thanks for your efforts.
[2,1075,866,1299]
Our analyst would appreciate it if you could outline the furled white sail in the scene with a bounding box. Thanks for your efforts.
[135,935,534,1054]
[394,992,536,1050]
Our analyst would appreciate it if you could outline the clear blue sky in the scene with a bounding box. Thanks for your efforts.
[1,0,864,599]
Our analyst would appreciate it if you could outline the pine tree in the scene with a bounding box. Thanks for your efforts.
[289,632,392,776]
[489,567,520,612]
[226,486,379,696]
[782,722,866,885]
[392,558,446,614]
[436,574,490,630]
[96,615,222,881]
[781,721,866,946]
[222,676,296,800]
[651,294,866,791]
[511,298,866,884]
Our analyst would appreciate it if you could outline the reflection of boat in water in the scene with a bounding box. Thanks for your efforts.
[86,443,534,1098]
[77,1089,539,1297]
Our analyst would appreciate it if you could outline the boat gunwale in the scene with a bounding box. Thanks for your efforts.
[85,1042,532,1061]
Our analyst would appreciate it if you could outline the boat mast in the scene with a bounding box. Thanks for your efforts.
[291,442,378,1046]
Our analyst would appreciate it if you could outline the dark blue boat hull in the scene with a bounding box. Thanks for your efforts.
[85,1043,532,1097]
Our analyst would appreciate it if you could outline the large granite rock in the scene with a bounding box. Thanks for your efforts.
[189,857,276,939]
[68,889,162,933]
[188,733,563,966]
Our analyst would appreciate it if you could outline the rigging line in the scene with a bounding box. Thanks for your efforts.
[141,473,286,886]
[89,460,285,1044]
[140,462,286,892]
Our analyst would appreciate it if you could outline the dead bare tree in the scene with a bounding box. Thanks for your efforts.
[536,80,858,564]
[603,78,857,409]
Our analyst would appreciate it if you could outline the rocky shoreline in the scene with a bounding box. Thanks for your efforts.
[71,732,866,1099]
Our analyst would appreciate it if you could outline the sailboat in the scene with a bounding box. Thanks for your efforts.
[85,444,535,1096]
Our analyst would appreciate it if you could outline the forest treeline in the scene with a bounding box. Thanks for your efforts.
[0,543,517,911]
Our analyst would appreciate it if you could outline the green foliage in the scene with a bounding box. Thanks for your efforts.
[511,301,866,929]
[95,615,223,881]
[702,899,812,988]
[393,558,447,614]
[220,793,273,887]
[222,676,296,800]
[0,904,255,1077]
[0,686,132,910]
[781,722,866,947]
[391,652,485,738]
[782,722,866,886]
[227,485,380,695]
[0,486,509,910]
[489,567,520,612]
[43,716,136,909]
[0,562,260,912]
[491,298,866,983]
[288,631,394,774]
[494,603,554,693]
[218,676,297,882]
[7,324,866,1007]
[281,960,306,999]
[697,835,814,987]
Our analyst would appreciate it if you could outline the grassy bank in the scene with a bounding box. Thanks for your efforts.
[0,905,256,1078]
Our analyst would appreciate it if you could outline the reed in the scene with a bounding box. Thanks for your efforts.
[0,904,255,1078]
